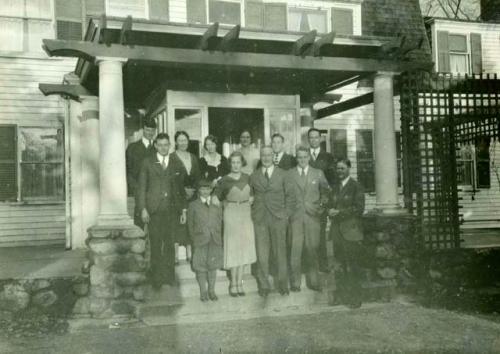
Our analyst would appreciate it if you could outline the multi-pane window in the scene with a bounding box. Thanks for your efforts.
[0,125,65,202]
[457,144,474,186]
[437,31,482,74]
[330,129,347,161]
[288,7,328,33]
[476,137,490,188]
[456,140,491,189]
[355,130,375,193]
[269,110,296,155]
[209,0,241,25]
[448,34,468,74]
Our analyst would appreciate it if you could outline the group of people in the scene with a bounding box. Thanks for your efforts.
[126,119,366,308]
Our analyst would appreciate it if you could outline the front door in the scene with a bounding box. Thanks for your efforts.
[164,91,300,157]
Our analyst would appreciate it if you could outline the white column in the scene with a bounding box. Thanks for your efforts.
[79,96,101,243]
[68,99,83,248]
[96,58,132,225]
[373,72,402,213]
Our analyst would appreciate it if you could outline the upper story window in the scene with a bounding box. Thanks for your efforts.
[107,0,148,19]
[436,30,482,74]
[0,0,53,52]
[187,0,359,35]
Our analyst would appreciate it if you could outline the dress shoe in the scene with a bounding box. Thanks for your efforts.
[319,266,331,274]
[347,299,362,309]
[309,285,323,292]
[229,285,238,297]
[258,288,270,297]
[279,288,290,296]
[152,282,162,291]
[290,286,301,292]
[208,292,218,301]
[200,293,209,302]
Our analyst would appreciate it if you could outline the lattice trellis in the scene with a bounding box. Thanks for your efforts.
[400,72,500,250]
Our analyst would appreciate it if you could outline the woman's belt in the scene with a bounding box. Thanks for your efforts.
[226,200,249,204]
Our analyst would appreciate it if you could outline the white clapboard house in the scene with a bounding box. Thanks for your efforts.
[0,0,433,249]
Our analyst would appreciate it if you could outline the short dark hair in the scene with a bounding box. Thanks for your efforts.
[296,146,310,155]
[337,158,352,168]
[307,128,321,138]
[228,151,247,167]
[204,135,218,149]
[197,178,213,189]
[175,130,190,142]
[271,133,284,142]
[142,118,157,129]
[155,132,170,143]
[240,130,252,139]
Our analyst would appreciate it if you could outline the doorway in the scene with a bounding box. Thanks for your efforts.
[208,107,265,155]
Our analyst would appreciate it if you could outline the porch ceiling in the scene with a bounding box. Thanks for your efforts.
[42,16,432,109]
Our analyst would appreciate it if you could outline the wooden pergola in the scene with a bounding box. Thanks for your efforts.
[38,16,432,243]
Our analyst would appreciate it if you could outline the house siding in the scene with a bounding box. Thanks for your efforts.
[0,55,76,247]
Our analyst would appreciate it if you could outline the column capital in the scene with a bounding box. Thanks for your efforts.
[80,95,99,122]
[374,71,397,79]
[95,57,128,65]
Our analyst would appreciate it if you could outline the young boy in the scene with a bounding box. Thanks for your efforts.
[187,179,223,301]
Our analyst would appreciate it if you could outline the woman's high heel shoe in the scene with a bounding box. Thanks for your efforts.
[237,283,245,297]
[229,285,238,297]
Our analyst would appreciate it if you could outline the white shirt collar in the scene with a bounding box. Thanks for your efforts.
[297,165,309,174]
[142,137,152,148]
[200,196,210,205]
[341,176,351,187]
[262,164,274,177]
[157,153,169,164]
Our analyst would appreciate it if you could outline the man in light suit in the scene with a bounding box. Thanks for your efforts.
[137,133,187,290]
[328,159,365,308]
[308,128,335,273]
[289,146,330,292]
[250,146,296,296]
[126,118,157,228]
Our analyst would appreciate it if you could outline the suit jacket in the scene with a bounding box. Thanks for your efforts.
[250,166,296,223]
[309,149,336,186]
[170,151,201,189]
[126,140,155,196]
[187,198,223,247]
[136,154,187,215]
[289,166,330,221]
[328,177,365,241]
[257,152,296,170]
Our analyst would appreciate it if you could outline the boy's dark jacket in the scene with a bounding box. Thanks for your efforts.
[187,198,223,247]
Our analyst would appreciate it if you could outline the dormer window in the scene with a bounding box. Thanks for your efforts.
[288,7,328,33]
[436,31,482,74]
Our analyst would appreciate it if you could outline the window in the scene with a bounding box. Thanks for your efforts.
[476,137,490,188]
[174,109,203,156]
[457,144,474,186]
[0,125,65,202]
[209,0,241,25]
[0,0,53,52]
[436,31,482,74]
[244,1,287,31]
[355,130,375,193]
[288,7,327,33]
[269,110,296,154]
[396,131,402,187]
[330,129,347,161]
[106,0,148,18]
[331,7,353,35]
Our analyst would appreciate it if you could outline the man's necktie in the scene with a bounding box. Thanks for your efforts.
[205,199,210,207]
[161,156,167,170]
[265,168,270,180]
[312,151,317,160]
[273,154,280,165]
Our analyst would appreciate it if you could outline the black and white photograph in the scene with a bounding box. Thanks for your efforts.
[0,0,499,352]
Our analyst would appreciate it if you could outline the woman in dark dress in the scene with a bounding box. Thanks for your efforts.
[199,135,229,185]
[170,131,201,263]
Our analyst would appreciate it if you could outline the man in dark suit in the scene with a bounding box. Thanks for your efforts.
[328,159,365,308]
[137,133,187,290]
[307,128,335,273]
[250,146,296,296]
[271,133,296,170]
[126,118,157,228]
[289,146,330,292]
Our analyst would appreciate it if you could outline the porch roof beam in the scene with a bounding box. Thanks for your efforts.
[219,24,240,52]
[38,83,91,101]
[316,92,374,118]
[311,32,335,57]
[199,22,219,50]
[293,30,316,56]
[42,39,431,75]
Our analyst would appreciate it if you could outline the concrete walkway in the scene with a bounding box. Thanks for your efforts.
[0,246,85,280]
[2,302,500,353]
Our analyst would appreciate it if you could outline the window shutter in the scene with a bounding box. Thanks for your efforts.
[85,0,105,15]
[57,20,83,40]
[149,0,169,21]
[437,31,451,73]
[470,33,482,74]
[330,129,347,160]
[0,126,17,201]
[331,8,353,36]
[245,0,264,29]
[263,3,287,31]
[187,0,207,24]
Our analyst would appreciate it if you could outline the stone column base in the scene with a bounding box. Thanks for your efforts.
[362,210,416,301]
[80,224,146,319]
